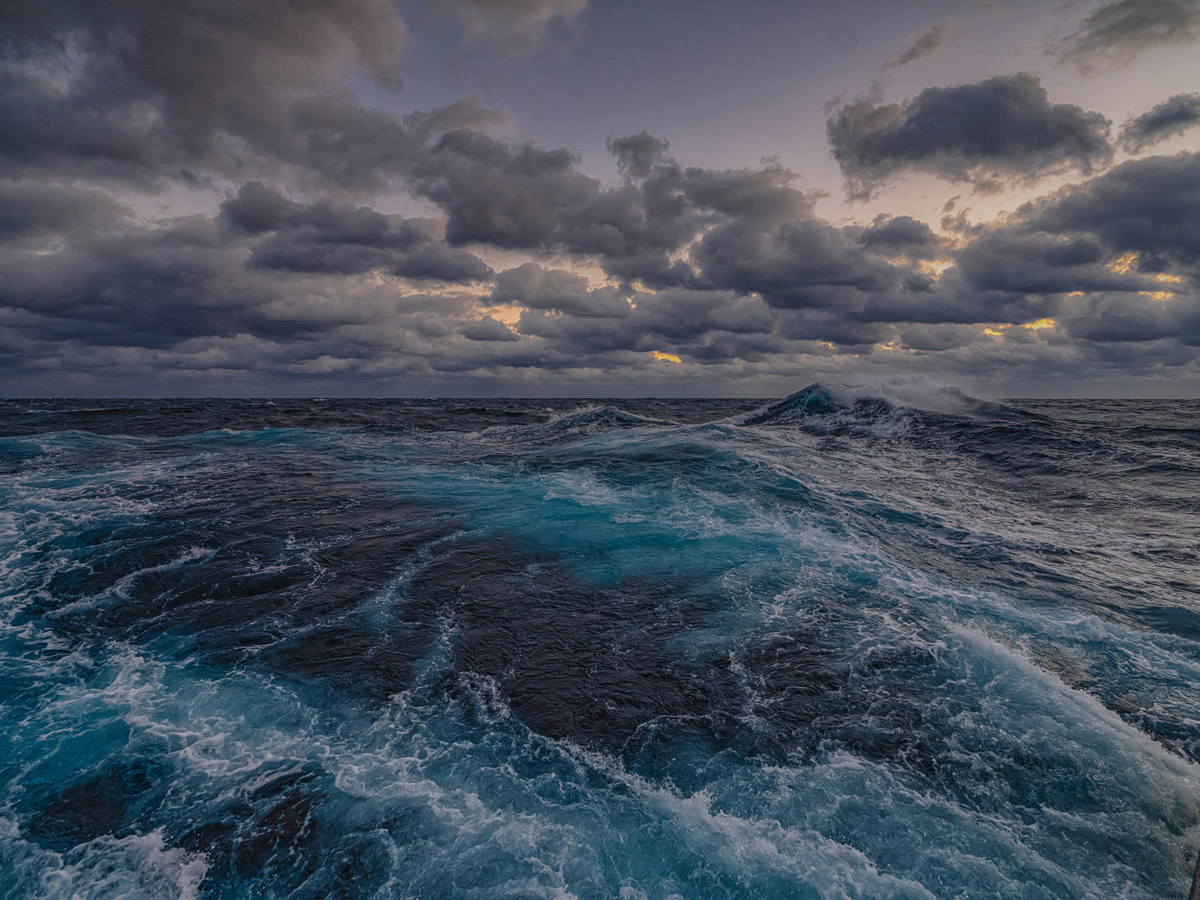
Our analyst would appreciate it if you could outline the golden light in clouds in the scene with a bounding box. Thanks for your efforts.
[983,326,1006,337]
[917,259,954,278]
[486,305,523,325]
[1140,291,1174,301]
[1154,273,1183,284]
[1108,252,1137,274]
[652,351,682,363]
[1022,318,1057,330]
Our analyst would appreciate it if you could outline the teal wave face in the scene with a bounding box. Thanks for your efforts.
[1,395,1198,899]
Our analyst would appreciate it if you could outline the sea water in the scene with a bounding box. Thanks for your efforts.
[1,386,1198,899]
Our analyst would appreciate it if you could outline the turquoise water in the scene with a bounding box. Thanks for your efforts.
[1,387,1198,898]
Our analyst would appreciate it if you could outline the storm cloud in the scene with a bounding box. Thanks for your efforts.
[0,0,519,191]
[1022,151,1200,265]
[828,74,1112,198]
[0,0,407,185]
[221,182,492,281]
[0,0,1197,396]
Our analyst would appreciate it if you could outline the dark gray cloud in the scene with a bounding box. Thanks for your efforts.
[679,164,814,228]
[490,264,632,318]
[859,215,943,258]
[412,131,822,296]
[0,0,515,193]
[1,218,264,345]
[608,132,671,179]
[219,182,492,281]
[954,230,1140,295]
[462,315,520,342]
[565,159,816,287]
[1057,0,1200,67]
[692,218,904,310]
[414,130,601,248]
[1062,292,1200,345]
[883,153,1200,345]
[773,309,891,347]
[394,243,495,283]
[0,183,128,245]
[884,25,946,69]
[827,74,1112,199]
[3,135,1196,394]
[510,285,787,363]
[1021,151,1200,264]
[0,0,416,187]
[858,154,1199,339]
[1119,93,1200,153]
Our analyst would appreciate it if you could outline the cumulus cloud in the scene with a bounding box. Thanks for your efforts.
[1021,151,1200,265]
[0,0,1196,395]
[0,0,519,192]
[0,0,412,186]
[218,182,492,282]
[1056,0,1200,67]
[8,139,1195,394]
[411,130,823,293]
[1061,292,1200,345]
[490,264,632,318]
[608,132,672,178]
[954,230,1140,295]
[859,215,943,258]
[926,153,1200,345]
[827,73,1112,199]
[414,130,600,248]
[692,218,901,310]
[1119,93,1200,153]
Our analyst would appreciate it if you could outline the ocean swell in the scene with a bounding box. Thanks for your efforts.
[1,391,1198,899]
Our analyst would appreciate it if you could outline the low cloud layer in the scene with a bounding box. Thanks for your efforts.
[5,144,1196,395]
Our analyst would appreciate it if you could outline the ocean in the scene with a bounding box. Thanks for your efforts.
[1,384,1198,899]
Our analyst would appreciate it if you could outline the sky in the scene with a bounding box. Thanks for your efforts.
[2,0,1200,397]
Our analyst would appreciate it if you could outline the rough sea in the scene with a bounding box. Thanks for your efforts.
[1,383,1198,900]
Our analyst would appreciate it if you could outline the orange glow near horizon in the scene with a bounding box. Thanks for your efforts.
[652,351,682,363]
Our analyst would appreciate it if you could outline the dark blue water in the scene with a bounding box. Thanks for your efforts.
[2,384,1198,899]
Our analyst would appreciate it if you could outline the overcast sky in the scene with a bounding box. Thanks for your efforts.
[3,0,1200,397]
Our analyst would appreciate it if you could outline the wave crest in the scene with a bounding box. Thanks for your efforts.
[740,380,1014,427]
